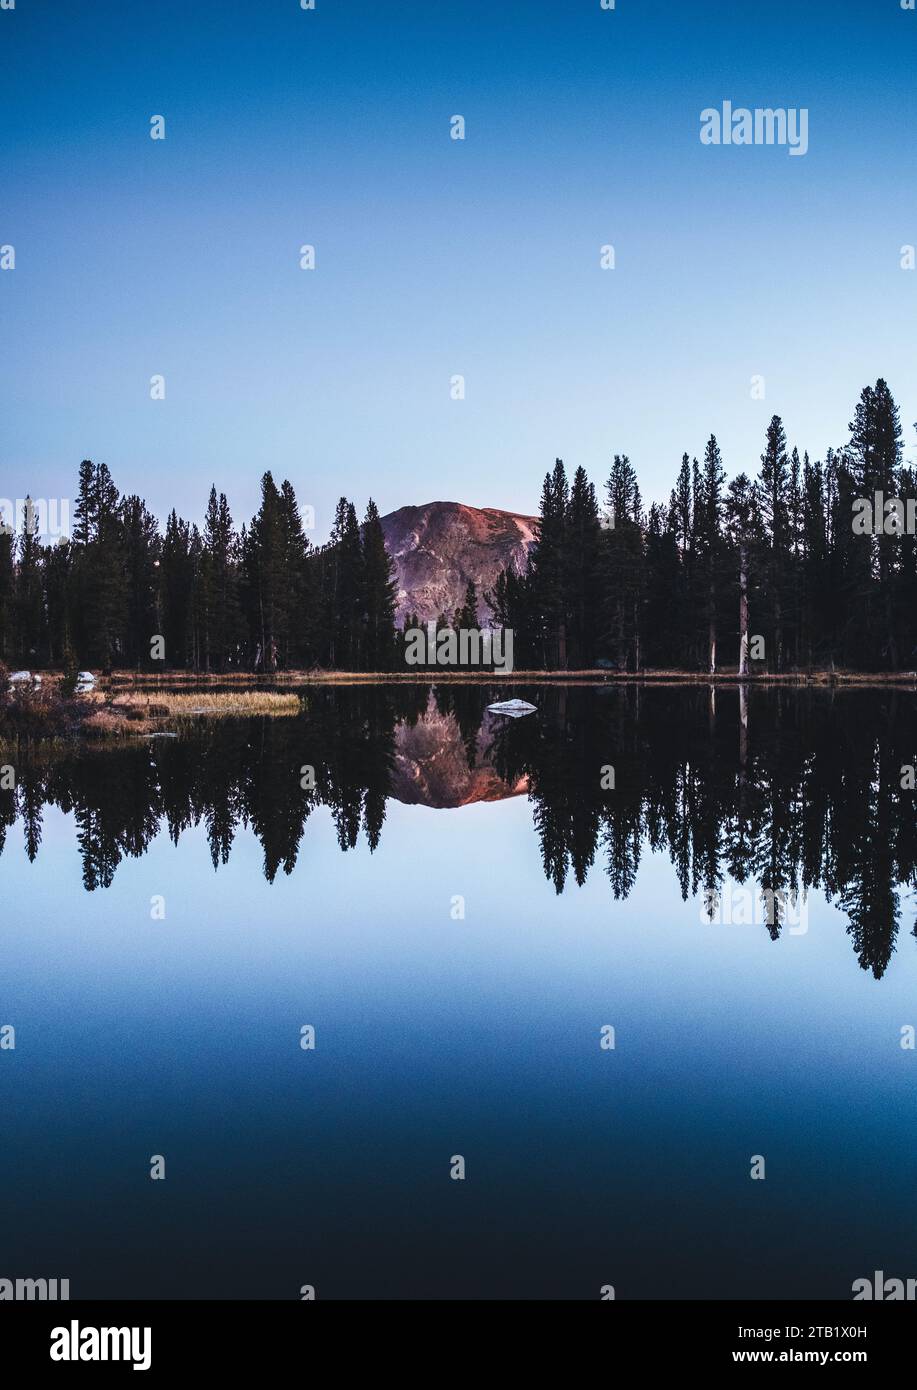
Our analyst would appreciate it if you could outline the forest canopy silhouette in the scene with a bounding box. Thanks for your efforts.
[0,378,914,673]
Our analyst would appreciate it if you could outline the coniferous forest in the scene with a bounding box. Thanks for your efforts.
[494,378,917,673]
[0,471,401,675]
[1,378,914,674]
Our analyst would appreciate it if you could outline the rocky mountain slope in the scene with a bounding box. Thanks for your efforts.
[380,501,537,628]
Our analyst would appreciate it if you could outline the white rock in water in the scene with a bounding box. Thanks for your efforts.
[487,698,537,718]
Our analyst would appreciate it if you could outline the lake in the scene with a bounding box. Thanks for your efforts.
[2,683,916,1299]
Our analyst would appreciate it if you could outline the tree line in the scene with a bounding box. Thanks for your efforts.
[491,378,917,672]
[0,467,399,672]
[0,376,913,673]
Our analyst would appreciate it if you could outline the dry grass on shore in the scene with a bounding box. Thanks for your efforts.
[118,691,301,716]
[78,688,301,737]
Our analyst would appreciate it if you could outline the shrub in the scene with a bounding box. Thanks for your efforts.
[1,675,84,740]
[59,650,80,700]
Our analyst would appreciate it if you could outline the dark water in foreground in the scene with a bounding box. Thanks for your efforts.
[2,684,916,1299]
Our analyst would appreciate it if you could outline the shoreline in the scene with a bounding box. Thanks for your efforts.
[4,668,915,745]
[101,667,917,687]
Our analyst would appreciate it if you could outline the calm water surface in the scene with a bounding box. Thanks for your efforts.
[2,684,916,1299]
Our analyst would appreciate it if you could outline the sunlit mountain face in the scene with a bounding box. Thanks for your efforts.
[380,502,537,629]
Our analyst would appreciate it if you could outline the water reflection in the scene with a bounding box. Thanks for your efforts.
[3,684,915,978]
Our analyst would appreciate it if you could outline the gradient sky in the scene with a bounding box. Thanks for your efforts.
[2,0,916,541]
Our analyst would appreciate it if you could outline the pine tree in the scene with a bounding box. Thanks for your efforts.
[601,455,644,670]
[671,453,693,556]
[757,416,791,670]
[898,443,917,668]
[277,480,310,667]
[800,454,828,667]
[724,474,759,676]
[160,510,195,668]
[72,459,95,546]
[698,435,726,673]
[338,501,365,669]
[667,453,695,666]
[69,461,127,668]
[361,499,397,671]
[317,497,365,670]
[43,539,73,667]
[827,449,871,668]
[643,502,681,666]
[14,499,45,665]
[453,579,479,632]
[565,466,601,668]
[849,379,903,667]
[187,525,205,670]
[202,487,242,672]
[530,460,569,668]
[487,565,536,668]
[121,495,160,669]
[244,473,297,672]
[788,446,803,665]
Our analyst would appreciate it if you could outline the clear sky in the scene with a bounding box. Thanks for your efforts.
[2,0,916,541]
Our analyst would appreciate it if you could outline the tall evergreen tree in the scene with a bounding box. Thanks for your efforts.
[565,466,601,668]
[202,487,242,672]
[849,379,902,667]
[160,509,195,668]
[827,448,870,668]
[757,416,791,670]
[317,498,359,669]
[42,539,73,668]
[453,579,480,632]
[800,454,828,667]
[70,461,126,667]
[121,495,160,669]
[277,479,310,667]
[243,473,301,672]
[601,455,644,670]
[14,498,45,665]
[724,474,759,677]
[643,502,681,666]
[698,435,726,673]
[530,459,569,668]
[361,499,397,671]
[667,453,695,666]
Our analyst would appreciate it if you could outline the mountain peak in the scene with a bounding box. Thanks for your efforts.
[380,500,538,628]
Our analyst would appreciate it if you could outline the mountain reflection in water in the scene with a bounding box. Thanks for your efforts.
[3,683,915,979]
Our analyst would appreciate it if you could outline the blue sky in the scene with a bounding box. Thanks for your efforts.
[2,0,916,540]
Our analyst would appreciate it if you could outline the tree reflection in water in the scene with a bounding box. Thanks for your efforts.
[2,684,915,979]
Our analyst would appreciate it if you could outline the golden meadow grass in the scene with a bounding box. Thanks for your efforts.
[107,691,301,717]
